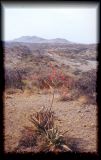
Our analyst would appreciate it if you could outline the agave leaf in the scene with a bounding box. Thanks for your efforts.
[30,115,39,124]
[61,144,72,151]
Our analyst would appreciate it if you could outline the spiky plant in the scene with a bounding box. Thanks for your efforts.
[30,107,54,131]
[45,127,72,152]
[29,107,72,152]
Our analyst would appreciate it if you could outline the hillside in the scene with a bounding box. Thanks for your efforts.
[4,41,97,78]
[12,36,72,44]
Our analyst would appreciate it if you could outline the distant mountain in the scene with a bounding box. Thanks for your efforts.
[13,36,72,44]
[48,38,71,43]
[13,36,45,43]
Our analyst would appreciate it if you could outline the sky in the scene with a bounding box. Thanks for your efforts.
[3,4,98,44]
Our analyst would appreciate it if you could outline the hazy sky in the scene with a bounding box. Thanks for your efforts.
[3,5,98,44]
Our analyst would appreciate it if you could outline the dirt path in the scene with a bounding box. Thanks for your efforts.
[4,92,97,152]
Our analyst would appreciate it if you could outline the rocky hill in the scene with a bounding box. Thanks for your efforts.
[12,36,72,44]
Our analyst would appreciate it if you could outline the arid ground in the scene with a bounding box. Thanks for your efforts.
[4,90,97,153]
[4,39,97,153]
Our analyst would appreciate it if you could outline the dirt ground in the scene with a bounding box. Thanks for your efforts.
[4,91,97,153]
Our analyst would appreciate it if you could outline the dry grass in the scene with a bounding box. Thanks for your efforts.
[5,88,22,95]
[78,96,88,104]
[59,94,73,102]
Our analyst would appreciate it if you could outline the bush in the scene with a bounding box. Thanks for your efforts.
[5,68,25,90]
[34,73,75,90]
[75,69,96,96]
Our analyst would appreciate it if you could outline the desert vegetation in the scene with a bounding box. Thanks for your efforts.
[15,106,72,153]
[4,40,97,153]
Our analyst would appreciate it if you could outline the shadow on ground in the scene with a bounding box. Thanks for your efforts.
[14,126,88,153]
[64,136,88,152]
